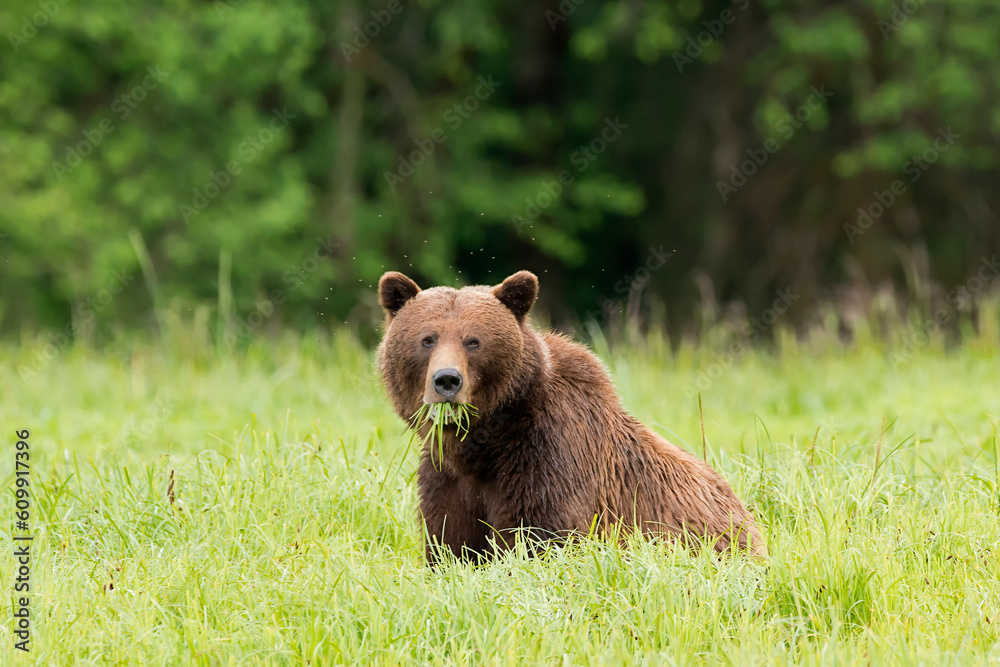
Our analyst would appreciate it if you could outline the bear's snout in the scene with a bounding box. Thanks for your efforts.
[423,339,471,404]
[431,368,463,400]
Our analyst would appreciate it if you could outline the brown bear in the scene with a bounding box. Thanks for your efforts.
[377,270,765,564]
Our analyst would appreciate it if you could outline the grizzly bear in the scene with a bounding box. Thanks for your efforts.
[377,270,765,563]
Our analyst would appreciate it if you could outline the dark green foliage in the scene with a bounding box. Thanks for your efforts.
[1,0,997,339]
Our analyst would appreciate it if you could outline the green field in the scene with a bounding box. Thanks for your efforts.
[4,317,1000,665]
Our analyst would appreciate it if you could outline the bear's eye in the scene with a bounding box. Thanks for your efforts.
[421,336,436,348]
[464,338,480,350]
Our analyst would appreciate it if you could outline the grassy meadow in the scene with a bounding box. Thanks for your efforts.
[3,311,1000,665]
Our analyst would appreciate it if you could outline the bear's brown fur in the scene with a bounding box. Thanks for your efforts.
[377,270,765,563]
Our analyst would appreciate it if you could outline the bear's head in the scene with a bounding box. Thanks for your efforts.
[376,271,539,423]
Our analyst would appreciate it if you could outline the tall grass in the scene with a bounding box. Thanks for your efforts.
[2,305,999,665]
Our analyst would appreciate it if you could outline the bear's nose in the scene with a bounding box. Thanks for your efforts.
[432,368,463,399]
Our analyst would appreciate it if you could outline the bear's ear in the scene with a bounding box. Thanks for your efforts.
[379,272,421,317]
[492,271,538,323]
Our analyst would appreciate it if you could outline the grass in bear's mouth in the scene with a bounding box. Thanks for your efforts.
[409,402,478,468]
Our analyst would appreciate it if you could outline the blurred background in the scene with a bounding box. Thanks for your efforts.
[1,0,998,345]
